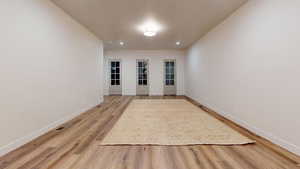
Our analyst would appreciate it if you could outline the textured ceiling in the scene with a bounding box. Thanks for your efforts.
[52,0,247,50]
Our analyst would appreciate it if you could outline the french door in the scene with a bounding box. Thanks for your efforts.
[164,60,176,95]
[136,60,149,95]
[109,60,122,95]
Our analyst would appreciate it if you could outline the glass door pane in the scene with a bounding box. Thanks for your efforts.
[109,60,122,95]
[137,61,147,86]
[136,60,149,96]
[165,61,175,86]
[111,61,120,86]
[164,60,176,95]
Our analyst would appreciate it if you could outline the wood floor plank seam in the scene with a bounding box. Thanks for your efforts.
[0,96,299,169]
[184,96,300,166]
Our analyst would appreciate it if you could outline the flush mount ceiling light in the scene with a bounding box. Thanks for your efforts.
[144,27,157,37]
[137,19,163,37]
[176,41,181,46]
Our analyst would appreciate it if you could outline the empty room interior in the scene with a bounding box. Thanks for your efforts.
[1,0,300,168]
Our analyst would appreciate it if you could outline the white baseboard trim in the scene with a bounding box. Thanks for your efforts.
[0,103,101,157]
[105,94,184,96]
[187,95,300,156]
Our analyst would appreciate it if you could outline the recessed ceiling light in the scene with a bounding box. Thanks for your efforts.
[120,41,124,46]
[176,41,181,46]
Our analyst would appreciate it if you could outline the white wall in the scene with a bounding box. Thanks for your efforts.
[104,50,185,96]
[185,0,300,155]
[0,0,103,155]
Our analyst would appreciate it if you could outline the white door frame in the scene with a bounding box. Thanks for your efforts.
[109,59,122,95]
[163,59,177,95]
[136,59,149,96]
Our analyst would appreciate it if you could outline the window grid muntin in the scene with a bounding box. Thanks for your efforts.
[111,61,120,86]
[137,61,147,86]
[165,61,175,86]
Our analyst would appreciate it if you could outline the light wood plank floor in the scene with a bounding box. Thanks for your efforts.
[0,96,299,169]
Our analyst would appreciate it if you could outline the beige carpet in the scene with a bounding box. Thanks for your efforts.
[100,99,255,145]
